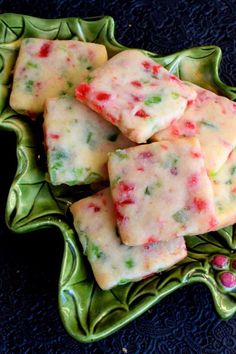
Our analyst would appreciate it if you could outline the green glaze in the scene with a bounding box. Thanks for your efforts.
[0,13,235,343]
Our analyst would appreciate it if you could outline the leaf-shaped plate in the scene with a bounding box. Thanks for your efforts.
[0,13,235,343]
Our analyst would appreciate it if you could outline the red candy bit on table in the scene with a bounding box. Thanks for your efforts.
[219,272,236,288]
[211,255,229,269]
[75,83,91,100]
[38,42,52,58]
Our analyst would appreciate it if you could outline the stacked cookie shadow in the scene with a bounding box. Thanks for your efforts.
[10,38,236,289]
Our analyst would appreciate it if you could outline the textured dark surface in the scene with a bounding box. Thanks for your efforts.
[0,0,236,353]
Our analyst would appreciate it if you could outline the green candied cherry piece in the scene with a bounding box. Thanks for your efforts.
[26,61,38,69]
[144,186,151,195]
[230,165,236,176]
[172,209,189,223]
[163,153,178,168]
[25,79,34,92]
[200,120,218,129]
[144,95,162,106]
[114,150,128,159]
[85,76,93,83]
[111,176,121,188]
[144,181,162,195]
[171,92,180,99]
[88,242,105,261]
[67,81,74,88]
[84,172,103,184]
[125,258,135,269]
[86,131,93,144]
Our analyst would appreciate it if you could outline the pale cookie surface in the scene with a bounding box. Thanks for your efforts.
[70,188,187,290]
[10,38,107,116]
[108,138,218,246]
[44,96,133,185]
[152,84,236,174]
[211,148,236,228]
[75,50,196,143]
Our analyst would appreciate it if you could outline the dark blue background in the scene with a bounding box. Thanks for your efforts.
[0,1,236,353]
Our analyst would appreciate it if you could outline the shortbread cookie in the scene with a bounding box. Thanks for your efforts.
[70,188,187,290]
[44,96,132,185]
[152,84,236,174]
[10,38,107,117]
[108,138,217,245]
[75,49,196,143]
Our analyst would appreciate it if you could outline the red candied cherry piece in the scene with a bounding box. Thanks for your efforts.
[171,124,181,136]
[135,109,149,118]
[187,173,199,188]
[96,92,111,101]
[219,272,236,288]
[142,61,152,70]
[118,181,135,193]
[88,203,100,212]
[138,151,154,159]
[147,236,156,243]
[184,120,197,132]
[49,133,60,140]
[117,182,135,205]
[38,42,52,58]
[152,64,161,75]
[131,80,142,87]
[190,150,202,159]
[208,216,218,230]
[211,255,229,269]
[75,83,91,100]
[192,197,207,211]
[114,203,127,223]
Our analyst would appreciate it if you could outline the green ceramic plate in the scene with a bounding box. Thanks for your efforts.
[0,13,235,343]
